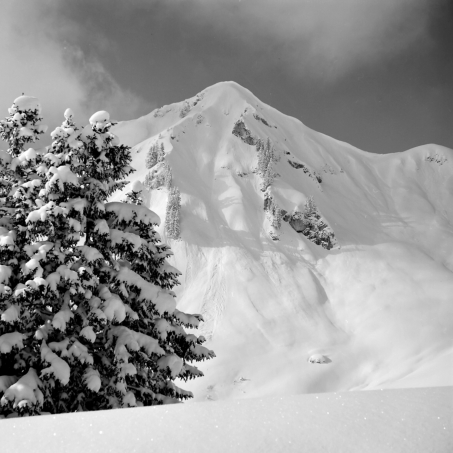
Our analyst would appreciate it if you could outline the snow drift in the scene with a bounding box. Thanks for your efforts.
[1,386,451,453]
[112,81,453,401]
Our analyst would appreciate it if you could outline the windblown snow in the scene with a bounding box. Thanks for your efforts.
[111,81,453,402]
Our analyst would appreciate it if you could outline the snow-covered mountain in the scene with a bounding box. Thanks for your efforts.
[112,81,453,401]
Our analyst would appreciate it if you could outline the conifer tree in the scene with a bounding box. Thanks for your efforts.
[0,99,213,417]
[255,139,265,174]
[261,161,275,192]
[270,203,282,230]
[145,144,158,169]
[157,143,165,163]
[257,138,278,191]
[165,187,181,240]
[164,164,173,190]
[126,190,143,205]
[144,172,152,190]
[299,196,337,250]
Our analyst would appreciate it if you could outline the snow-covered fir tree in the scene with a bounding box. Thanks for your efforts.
[124,181,145,206]
[179,101,191,118]
[256,137,278,191]
[157,143,165,163]
[0,99,214,417]
[145,144,158,169]
[270,202,282,230]
[261,161,276,192]
[165,187,181,240]
[263,193,282,240]
[163,164,172,190]
[144,172,152,190]
[255,138,265,173]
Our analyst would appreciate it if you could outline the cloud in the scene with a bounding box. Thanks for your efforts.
[188,0,434,80]
[0,0,153,144]
[114,0,433,81]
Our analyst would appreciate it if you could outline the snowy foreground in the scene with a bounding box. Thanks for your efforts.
[1,386,451,453]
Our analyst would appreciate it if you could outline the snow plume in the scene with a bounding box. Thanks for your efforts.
[0,1,152,142]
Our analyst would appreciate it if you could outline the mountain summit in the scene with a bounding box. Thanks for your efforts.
[112,81,453,400]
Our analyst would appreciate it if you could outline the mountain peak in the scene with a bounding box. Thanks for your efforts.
[111,84,453,400]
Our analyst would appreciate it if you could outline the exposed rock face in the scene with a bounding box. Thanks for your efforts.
[288,160,306,169]
[253,113,272,127]
[289,217,308,233]
[232,120,257,145]
[288,160,322,183]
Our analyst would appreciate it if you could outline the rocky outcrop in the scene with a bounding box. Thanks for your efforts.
[232,120,257,145]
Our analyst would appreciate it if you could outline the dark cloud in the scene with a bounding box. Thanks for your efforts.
[0,0,154,141]
[1,0,451,152]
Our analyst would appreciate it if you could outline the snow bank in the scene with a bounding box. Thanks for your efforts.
[13,96,41,113]
[106,202,160,226]
[0,331,25,353]
[89,111,110,124]
[64,108,74,119]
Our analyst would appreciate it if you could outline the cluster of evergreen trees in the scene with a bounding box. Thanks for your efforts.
[144,163,172,191]
[165,187,181,240]
[263,192,282,241]
[256,138,282,238]
[145,142,165,170]
[0,96,213,417]
[143,142,180,240]
[255,138,278,192]
[291,196,337,250]
[144,142,168,190]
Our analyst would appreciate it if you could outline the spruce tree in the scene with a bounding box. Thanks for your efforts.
[124,181,144,205]
[261,161,275,192]
[0,99,213,417]
[164,164,173,190]
[145,144,158,170]
[157,143,165,163]
[165,187,181,240]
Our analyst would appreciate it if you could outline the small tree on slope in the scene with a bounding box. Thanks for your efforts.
[165,187,181,240]
[0,99,214,417]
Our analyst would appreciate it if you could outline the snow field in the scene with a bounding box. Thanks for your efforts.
[1,386,451,453]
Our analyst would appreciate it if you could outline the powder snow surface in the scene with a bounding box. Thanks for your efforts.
[1,387,451,453]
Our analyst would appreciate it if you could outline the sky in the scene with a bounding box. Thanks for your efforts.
[0,0,452,154]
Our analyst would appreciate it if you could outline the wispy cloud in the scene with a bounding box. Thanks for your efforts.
[0,0,153,140]
[111,0,433,82]
[183,0,434,80]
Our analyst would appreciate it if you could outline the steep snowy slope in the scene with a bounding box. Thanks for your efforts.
[112,82,453,401]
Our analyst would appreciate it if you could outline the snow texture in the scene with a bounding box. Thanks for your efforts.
[40,341,71,385]
[0,368,43,409]
[0,332,25,353]
[89,110,110,124]
[106,202,160,226]
[13,96,41,113]
[0,387,451,453]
